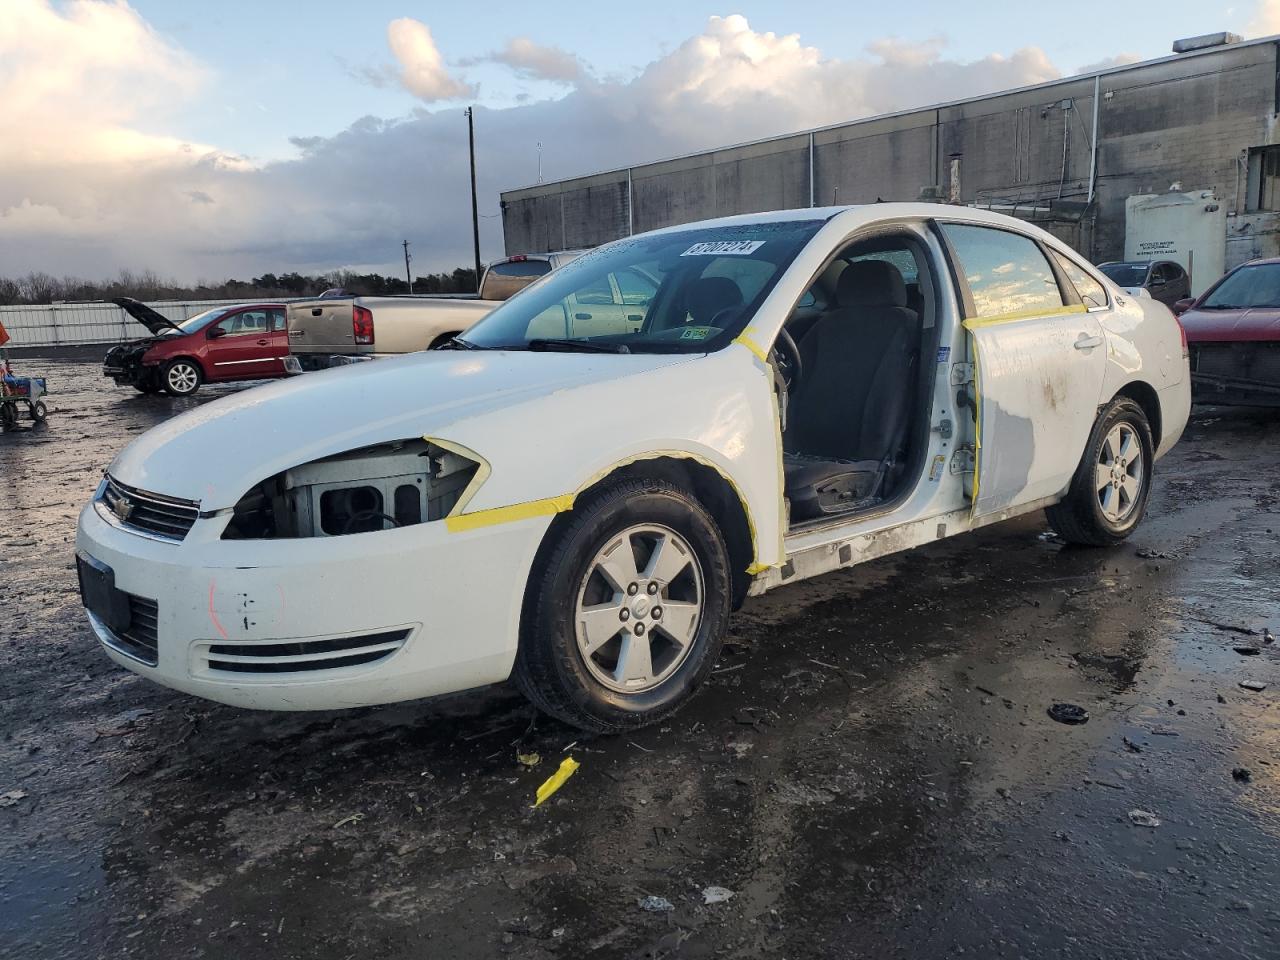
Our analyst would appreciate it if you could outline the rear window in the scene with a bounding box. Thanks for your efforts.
[489,259,552,278]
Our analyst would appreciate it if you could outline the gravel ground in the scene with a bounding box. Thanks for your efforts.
[2,359,1279,960]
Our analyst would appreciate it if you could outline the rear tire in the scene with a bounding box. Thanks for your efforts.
[513,477,731,732]
[161,359,202,397]
[0,403,15,431]
[1046,397,1154,546]
[31,400,47,422]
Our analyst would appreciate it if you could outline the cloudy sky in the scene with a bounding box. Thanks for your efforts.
[0,0,1273,282]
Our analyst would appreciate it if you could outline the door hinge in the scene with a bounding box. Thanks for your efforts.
[950,362,975,385]
[950,443,976,476]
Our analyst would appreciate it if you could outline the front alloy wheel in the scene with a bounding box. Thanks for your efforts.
[575,523,704,694]
[162,360,201,396]
[514,477,731,732]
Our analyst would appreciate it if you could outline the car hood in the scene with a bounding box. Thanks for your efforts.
[1180,306,1280,343]
[110,297,185,335]
[109,349,694,508]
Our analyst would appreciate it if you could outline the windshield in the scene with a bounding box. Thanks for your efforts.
[460,220,826,353]
[161,307,232,335]
[1098,263,1148,287]
[1201,264,1280,309]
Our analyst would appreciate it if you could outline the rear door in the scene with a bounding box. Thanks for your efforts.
[938,222,1109,516]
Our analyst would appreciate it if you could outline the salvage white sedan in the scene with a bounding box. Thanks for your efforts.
[76,204,1190,731]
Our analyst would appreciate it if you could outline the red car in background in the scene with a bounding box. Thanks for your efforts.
[1176,259,1280,407]
[103,299,289,396]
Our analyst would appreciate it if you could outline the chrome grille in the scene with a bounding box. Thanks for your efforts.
[99,594,160,666]
[100,475,199,541]
[205,629,409,675]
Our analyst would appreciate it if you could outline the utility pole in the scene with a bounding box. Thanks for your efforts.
[402,240,412,293]
[466,106,481,292]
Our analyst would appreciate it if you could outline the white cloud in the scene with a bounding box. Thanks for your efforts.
[472,37,586,83]
[1249,0,1280,34]
[1076,53,1142,74]
[386,18,473,101]
[1,9,1078,281]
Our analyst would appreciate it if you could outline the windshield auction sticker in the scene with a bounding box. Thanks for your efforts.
[680,240,765,257]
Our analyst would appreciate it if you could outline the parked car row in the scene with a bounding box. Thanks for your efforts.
[101,253,577,396]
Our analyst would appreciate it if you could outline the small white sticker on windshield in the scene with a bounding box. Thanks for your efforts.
[680,240,765,257]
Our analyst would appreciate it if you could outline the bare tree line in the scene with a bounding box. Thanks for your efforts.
[0,267,480,306]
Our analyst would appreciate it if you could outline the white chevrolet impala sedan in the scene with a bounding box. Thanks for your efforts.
[76,204,1190,731]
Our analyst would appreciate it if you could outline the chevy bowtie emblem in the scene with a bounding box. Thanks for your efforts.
[111,494,134,522]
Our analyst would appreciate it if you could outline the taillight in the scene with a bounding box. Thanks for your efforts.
[353,306,374,345]
[1175,316,1188,359]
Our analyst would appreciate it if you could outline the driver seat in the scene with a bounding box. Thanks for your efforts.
[685,276,743,326]
[783,259,918,521]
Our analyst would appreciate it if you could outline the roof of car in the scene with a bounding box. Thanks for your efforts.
[641,202,1064,236]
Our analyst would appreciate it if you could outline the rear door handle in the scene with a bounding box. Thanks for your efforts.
[311,308,323,316]
[257,339,269,345]
[575,313,591,320]
[1074,334,1103,351]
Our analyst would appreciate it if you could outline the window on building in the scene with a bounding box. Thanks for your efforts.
[941,223,1065,318]
[1255,146,1280,211]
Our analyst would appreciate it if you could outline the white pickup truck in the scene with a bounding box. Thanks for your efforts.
[287,252,582,370]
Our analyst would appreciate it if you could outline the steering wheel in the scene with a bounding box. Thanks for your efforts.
[769,326,803,396]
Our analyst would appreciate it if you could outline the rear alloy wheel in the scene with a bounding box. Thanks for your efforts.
[161,359,202,396]
[1046,397,1154,546]
[514,477,731,732]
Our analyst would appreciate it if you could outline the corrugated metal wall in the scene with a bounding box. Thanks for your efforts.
[500,40,1279,265]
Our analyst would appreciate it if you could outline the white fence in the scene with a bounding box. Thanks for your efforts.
[0,299,250,348]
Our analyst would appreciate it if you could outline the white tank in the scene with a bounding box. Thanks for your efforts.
[1124,191,1225,297]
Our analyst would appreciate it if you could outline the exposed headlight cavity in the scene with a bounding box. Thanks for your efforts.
[222,439,480,539]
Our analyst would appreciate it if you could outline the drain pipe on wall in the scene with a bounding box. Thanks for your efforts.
[1086,74,1100,205]
[809,132,816,208]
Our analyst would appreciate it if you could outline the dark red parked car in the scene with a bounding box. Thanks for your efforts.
[1176,259,1280,407]
[103,299,289,396]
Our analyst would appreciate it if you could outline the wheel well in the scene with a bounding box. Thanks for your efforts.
[570,457,756,609]
[428,331,463,350]
[163,356,204,376]
[1112,381,1161,443]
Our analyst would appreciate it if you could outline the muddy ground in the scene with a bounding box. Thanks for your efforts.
[2,360,1279,960]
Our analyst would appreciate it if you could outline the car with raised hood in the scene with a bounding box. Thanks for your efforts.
[1097,260,1191,309]
[1176,257,1280,406]
[286,252,584,370]
[76,205,1190,732]
[103,299,289,397]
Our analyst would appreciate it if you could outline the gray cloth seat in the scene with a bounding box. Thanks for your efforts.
[685,276,743,326]
[783,259,919,520]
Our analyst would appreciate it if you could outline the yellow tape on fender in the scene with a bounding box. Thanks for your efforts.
[444,493,576,533]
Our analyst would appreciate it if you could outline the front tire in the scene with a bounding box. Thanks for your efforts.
[1046,397,1154,546]
[161,359,202,397]
[514,477,731,732]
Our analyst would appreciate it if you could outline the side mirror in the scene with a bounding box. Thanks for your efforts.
[207,326,227,339]
[1172,298,1195,315]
